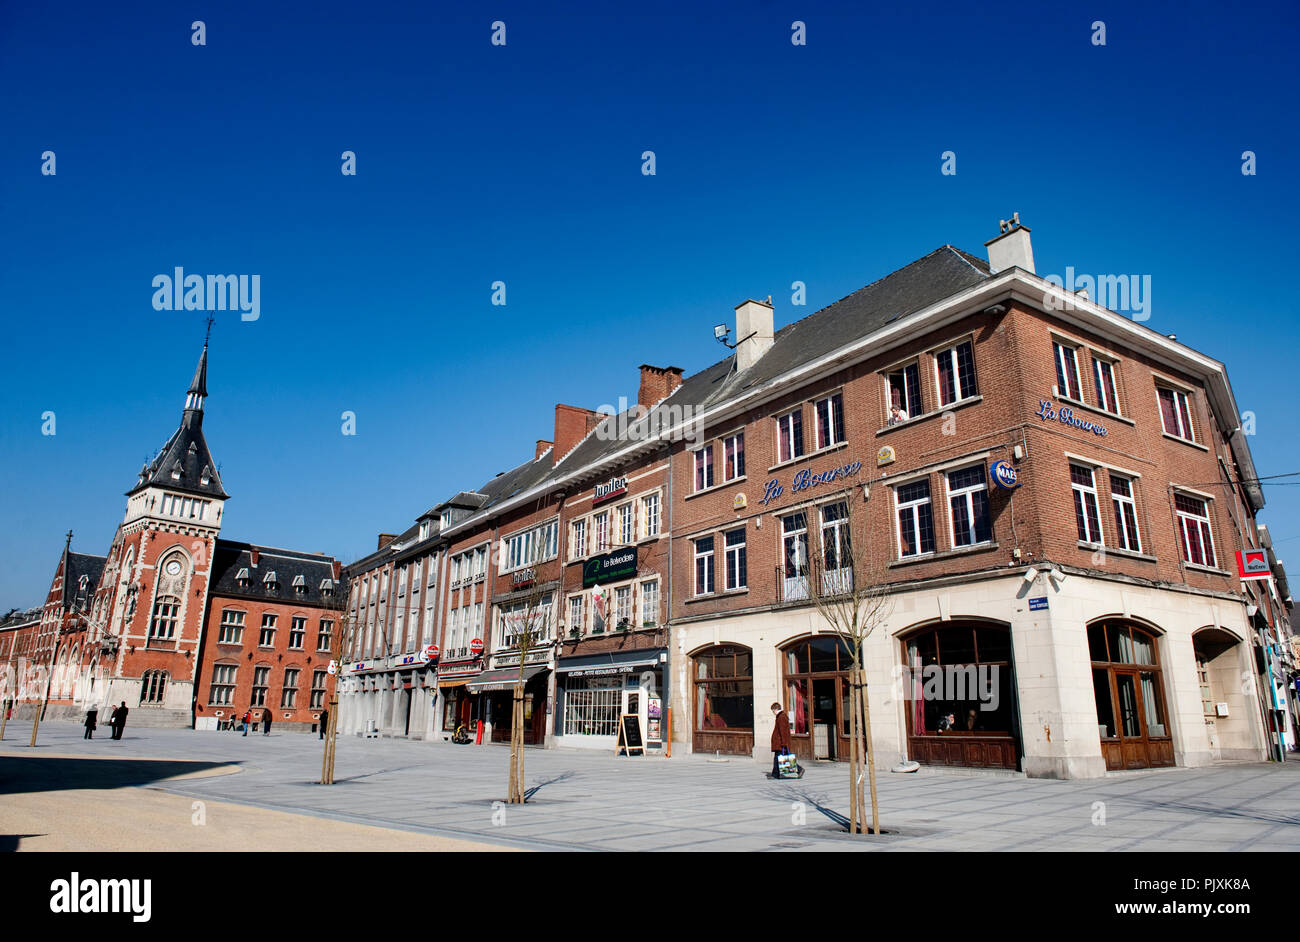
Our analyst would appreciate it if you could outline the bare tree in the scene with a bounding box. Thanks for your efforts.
[320,576,359,785]
[502,538,555,804]
[801,486,894,835]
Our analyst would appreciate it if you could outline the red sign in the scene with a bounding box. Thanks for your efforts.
[425,644,440,661]
[1237,550,1271,581]
[470,638,484,654]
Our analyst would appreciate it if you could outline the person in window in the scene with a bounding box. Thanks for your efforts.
[964,708,980,732]
[888,404,909,426]
[769,702,793,778]
[935,712,956,732]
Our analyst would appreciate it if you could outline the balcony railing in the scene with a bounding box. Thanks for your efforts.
[776,567,853,603]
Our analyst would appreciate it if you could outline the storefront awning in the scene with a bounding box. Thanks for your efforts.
[438,678,472,689]
[466,665,548,693]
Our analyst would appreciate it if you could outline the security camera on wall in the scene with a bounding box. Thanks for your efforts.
[1022,567,1039,585]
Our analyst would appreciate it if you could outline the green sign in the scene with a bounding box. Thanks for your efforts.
[583,547,637,588]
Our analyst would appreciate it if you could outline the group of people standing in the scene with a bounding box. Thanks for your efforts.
[82,702,129,740]
[229,707,275,736]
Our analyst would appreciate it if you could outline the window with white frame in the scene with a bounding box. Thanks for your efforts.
[140,670,168,704]
[947,465,992,547]
[614,586,632,628]
[641,492,661,538]
[1070,464,1104,544]
[1175,494,1216,567]
[317,619,333,652]
[498,594,553,647]
[503,520,559,571]
[259,613,276,647]
[618,502,634,545]
[820,502,851,571]
[895,480,935,558]
[935,340,978,407]
[886,362,921,422]
[218,609,245,644]
[281,668,300,708]
[209,663,237,705]
[694,536,715,596]
[639,580,659,626]
[563,676,621,736]
[723,432,745,481]
[473,547,486,578]
[1109,474,1141,552]
[251,666,270,706]
[724,528,747,590]
[568,595,584,635]
[149,596,180,641]
[289,616,306,649]
[594,512,609,552]
[571,518,588,559]
[694,446,714,491]
[777,409,804,463]
[1054,341,1083,400]
[1093,356,1120,414]
[814,393,845,449]
[1158,386,1195,442]
[310,670,328,709]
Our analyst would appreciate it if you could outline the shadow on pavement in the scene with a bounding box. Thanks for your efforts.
[0,835,42,852]
[0,755,236,795]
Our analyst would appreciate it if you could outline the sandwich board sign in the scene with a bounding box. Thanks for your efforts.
[615,713,644,756]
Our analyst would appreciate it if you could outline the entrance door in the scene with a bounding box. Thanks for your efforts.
[623,686,644,746]
[812,678,838,759]
[1089,620,1174,770]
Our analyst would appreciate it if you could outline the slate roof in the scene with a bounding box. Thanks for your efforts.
[63,552,107,612]
[129,345,228,500]
[209,539,343,608]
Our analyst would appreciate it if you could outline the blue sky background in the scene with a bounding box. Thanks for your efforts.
[1,0,1296,608]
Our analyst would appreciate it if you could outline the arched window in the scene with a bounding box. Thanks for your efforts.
[149,596,181,641]
[691,644,754,756]
[140,670,168,704]
[781,636,858,760]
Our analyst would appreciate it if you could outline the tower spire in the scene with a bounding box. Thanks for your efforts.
[183,329,209,425]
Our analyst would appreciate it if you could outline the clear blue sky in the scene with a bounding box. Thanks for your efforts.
[1,0,1296,608]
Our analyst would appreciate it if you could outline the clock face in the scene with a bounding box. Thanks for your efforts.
[165,559,183,576]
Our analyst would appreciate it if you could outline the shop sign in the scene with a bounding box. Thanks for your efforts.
[1035,400,1108,437]
[647,697,662,745]
[1237,550,1271,581]
[470,637,484,654]
[511,568,536,589]
[877,446,896,467]
[396,653,423,667]
[1028,597,1048,611]
[583,547,637,588]
[350,661,367,672]
[989,460,1019,489]
[760,459,864,507]
[733,493,747,510]
[438,663,482,678]
[564,664,638,677]
[425,644,440,661]
[593,475,629,506]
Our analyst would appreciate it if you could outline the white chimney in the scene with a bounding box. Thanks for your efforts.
[985,214,1035,275]
[734,297,774,372]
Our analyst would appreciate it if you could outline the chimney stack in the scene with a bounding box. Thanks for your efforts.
[733,298,774,373]
[553,404,603,465]
[535,439,553,460]
[985,213,1035,275]
[377,533,397,550]
[249,547,259,567]
[637,364,684,408]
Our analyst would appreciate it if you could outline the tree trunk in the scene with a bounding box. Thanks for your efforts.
[848,668,859,834]
[861,670,880,834]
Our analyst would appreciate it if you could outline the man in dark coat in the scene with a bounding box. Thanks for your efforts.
[84,707,98,739]
[111,701,129,740]
[319,709,329,740]
[770,701,794,777]
[263,708,272,735]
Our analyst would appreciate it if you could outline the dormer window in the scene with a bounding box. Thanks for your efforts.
[263,570,279,590]
[440,511,452,529]
[419,520,431,541]
[171,461,183,481]
[236,567,250,588]
[200,464,211,486]
[320,578,335,597]
[292,574,307,595]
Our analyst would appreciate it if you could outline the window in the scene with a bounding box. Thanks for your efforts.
[693,446,714,491]
[935,340,977,406]
[218,609,245,644]
[259,613,276,647]
[310,670,328,709]
[614,586,632,628]
[1158,387,1195,442]
[504,520,559,571]
[280,668,300,708]
[886,362,921,422]
[149,596,180,641]
[564,676,622,736]
[594,512,609,552]
[568,595,584,635]
[782,512,809,577]
[1175,494,1216,567]
[947,465,992,547]
[618,503,634,545]
[777,409,804,463]
[1093,357,1119,414]
[641,493,661,537]
[140,670,168,704]
[289,616,306,649]
[293,574,307,595]
[1070,465,1104,544]
[1054,341,1082,400]
[820,502,851,571]
[693,645,754,733]
[1110,475,1141,553]
[639,580,659,626]
[209,664,237,705]
[571,519,587,559]
[251,666,270,706]
[814,393,845,449]
[895,480,935,558]
[317,619,333,652]
[498,594,553,647]
[723,432,745,481]
[724,528,747,590]
[472,547,487,578]
[694,536,715,596]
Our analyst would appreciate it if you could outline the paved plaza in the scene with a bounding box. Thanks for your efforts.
[2,720,1298,852]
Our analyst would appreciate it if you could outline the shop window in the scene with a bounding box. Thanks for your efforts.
[564,676,621,736]
[903,624,1015,739]
[693,645,754,733]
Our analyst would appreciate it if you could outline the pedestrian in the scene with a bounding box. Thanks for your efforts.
[319,708,329,740]
[108,702,121,735]
[262,707,272,736]
[770,701,793,778]
[111,700,129,740]
[84,706,98,740]
[242,709,250,736]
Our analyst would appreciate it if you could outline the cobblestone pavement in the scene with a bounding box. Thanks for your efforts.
[3,721,1298,852]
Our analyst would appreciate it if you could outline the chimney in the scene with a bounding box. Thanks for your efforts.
[734,298,774,373]
[249,547,259,567]
[985,214,1035,274]
[332,560,342,580]
[637,364,685,408]
[535,439,553,460]
[377,533,397,550]
[554,404,602,464]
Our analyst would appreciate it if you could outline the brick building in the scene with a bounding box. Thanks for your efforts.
[0,342,342,733]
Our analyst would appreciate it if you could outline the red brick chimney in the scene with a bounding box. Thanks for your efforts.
[377,533,397,550]
[249,547,259,567]
[535,439,553,460]
[554,404,602,464]
[638,364,685,408]
[332,560,342,580]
